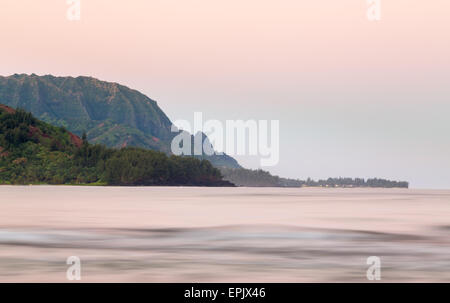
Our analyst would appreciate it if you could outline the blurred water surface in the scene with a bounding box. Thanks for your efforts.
[0,186,449,282]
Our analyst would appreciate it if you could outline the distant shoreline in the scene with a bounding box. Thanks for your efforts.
[0,183,410,189]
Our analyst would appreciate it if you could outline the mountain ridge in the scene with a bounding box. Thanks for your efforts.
[0,74,241,168]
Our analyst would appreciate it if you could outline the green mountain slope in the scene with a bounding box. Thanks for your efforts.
[0,74,240,168]
[0,104,234,186]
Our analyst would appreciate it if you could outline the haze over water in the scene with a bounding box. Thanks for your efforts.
[0,186,449,282]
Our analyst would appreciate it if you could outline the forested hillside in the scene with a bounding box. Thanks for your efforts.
[0,74,241,169]
[0,105,233,186]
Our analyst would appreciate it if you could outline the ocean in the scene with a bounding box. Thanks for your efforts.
[0,186,449,282]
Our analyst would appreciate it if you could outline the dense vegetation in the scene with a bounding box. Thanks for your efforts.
[302,177,409,188]
[0,74,241,168]
[0,105,233,186]
[220,167,303,187]
[221,168,409,188]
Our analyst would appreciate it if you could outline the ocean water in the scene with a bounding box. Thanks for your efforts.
[0,186,449,282]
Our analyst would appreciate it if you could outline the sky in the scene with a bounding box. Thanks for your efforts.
[1,0,449,188]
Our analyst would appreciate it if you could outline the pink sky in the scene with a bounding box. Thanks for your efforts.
[1,1,449,84]
[1,1,450,188]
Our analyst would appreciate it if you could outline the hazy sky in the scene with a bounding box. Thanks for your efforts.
[1,0,449,188]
